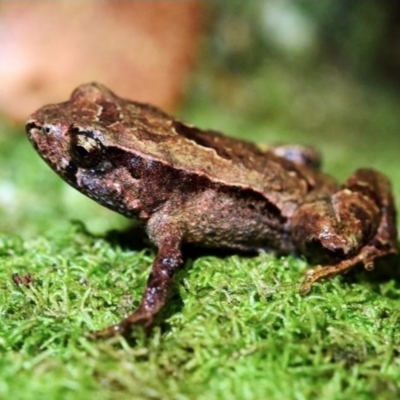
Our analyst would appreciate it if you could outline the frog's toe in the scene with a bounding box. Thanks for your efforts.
[86,323,125,340]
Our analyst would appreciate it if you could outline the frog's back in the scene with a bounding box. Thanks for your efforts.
[107,102,334,216]
[72,83,336,216]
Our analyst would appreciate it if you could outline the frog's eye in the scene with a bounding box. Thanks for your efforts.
[70,131,104,168]
[42,126,51,135]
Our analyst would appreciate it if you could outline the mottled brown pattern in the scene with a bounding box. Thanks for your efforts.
[26,83,398,339]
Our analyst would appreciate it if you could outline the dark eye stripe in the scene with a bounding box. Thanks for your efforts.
[64,161,78,184]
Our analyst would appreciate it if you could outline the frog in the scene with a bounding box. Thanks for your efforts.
[26,82,398,338]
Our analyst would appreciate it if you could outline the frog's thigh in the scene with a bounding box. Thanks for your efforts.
[292,192,378,260]
[294,168,398,293]
[344,168,397,246]
[292,190,378,295]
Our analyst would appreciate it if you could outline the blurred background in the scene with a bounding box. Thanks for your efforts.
[0,0,399,235]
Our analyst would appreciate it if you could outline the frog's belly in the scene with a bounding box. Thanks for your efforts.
[179,188,296,254]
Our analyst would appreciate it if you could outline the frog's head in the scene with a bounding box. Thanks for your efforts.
[26,83,149,218]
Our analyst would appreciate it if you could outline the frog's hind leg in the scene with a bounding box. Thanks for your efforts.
[294,168,398,294]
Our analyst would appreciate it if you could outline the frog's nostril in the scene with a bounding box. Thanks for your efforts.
[25,121,39,133]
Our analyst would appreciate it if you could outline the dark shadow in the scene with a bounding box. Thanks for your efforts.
[341,253,400,296]
[103,223,150,251]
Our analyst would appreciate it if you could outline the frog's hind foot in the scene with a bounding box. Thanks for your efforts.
[299,245,396,295]
[87,311,154,340]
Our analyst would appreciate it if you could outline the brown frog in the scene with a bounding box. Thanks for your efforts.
[26,83,398,338]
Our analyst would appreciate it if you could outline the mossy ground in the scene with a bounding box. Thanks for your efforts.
[1,59,400,400]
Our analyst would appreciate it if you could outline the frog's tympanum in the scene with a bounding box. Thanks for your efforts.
[26,83,398,338]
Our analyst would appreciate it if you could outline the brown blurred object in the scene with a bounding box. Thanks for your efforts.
[12,272,34,287]
[0,1,206,123]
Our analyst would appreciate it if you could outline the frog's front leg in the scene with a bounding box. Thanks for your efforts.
[291,168,398,294]
[91,220,183,339]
